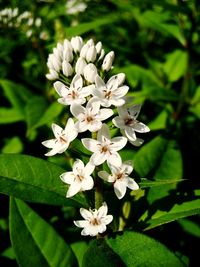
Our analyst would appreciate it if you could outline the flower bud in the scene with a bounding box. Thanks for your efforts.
[84,63,98,83]
[98,49,105,61]
[71,36,83,53]
[48,54,61,72]
[108,73,126,87]
[62,61,73,77]
[75,57,87,75]
[46,69,58,80]
[102,51,115,71]
[86,45,97,62]
[86,39,94,46]
[96,41,102,54]
[63,47,73,62]
[80,43,90,58]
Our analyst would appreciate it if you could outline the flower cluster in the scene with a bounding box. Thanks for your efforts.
[43,36,150,236]
[0,7,42,38]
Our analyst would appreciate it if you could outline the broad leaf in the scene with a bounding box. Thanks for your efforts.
[106,231,184,266]
[0,154,87,207]
[163,50,188,82]
[83,231,184,267]
[10,198,78,267]
[139,178,184,188]
[65,15,118,37]
[2,137,23,154]
[0,108,24,124]
[142,190,200,230]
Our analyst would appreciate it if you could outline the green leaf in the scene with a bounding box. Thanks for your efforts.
[142,190,200,230]
[163,50,188,82]
[25,96,48,135]
[1,247,15,260]
[105,231,184,267]
[139,178,184,188]
[134,136,168,177]
[178,218,200,238]
[71,241,88,267]
[82,239,125,267]
[0,154,87,207]
[2,137,23,154]
[65,15,118,37]
[10,198,78,267]
[148,110,168,131]
[0,108,24,124]
[0,79,32,117]
[31,102,64,130]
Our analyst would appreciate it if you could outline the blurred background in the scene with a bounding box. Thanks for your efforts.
[0,0,200,266]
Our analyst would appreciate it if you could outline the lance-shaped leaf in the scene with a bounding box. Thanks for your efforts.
[10,198,78,267]
[0,154,87,207]
[82,231,184,267]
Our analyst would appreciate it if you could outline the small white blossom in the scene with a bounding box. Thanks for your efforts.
[74,202,113,236]
[102,51,114,71]
[46,69,59,80]
[42,118,78,156]
[112,105,150,144]
[60,159,94,198]
[98,161,139,199]
[71,99,113,133]
[54,74,91,106]
[92,75,129,107]
[82,124,127,166]
[83,63,98,83]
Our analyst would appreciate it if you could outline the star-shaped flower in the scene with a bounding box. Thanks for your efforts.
[91,74,129,107]
[112,105,150,145]
[42,118,77,156]
[98,161,139,199]
[70,99,113,133]
[54,74,92,106]
[60,159,94,198]
[82,124,127,166]
[74,202,113,236]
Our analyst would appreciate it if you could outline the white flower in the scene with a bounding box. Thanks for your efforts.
[95,41,102,54]
[42,118,78,156]
[71,99,113,133]
[66,0,87,15]
[54,74,91,106]
[47,53,61,72]
[46,69,58,80]
[60,159,94,198]
[98,161,139,199]
[83,63,98,83]
[82,124,127,166]
[92,75,129,107]
[74,202,113,236]
[102,51,114,71]
[112,105,150,143]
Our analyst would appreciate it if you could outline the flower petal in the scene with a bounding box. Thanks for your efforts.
[110,136,127,151]
[112,116,126,129]
[123,161,134,174]
[80,208,93,220]
[42,139,56,148]
[71,74,83,89]
[97,202,108,218]
[102,214,113,225]
[127,104,141,119]
[97,124,110,141]
[114,180,127,199]
[125,127,136,141]
[60,171,75,184]
[90,152,107,166]
[98,171,110,181]
[84,162,95,175]
[66,182,81,198]
[130,138,144,147]
[70,104,85,118]
[82,138,100,152]
[52,123,63,139]
[99,108,113,121]
[81,176,94,191]
[73,159,84,175]
[74,220,88,228]
[132,122,150,133]
[127,178,139,190]
[117,105,129,118]
[108,152,122,167]
[95,75,105,89]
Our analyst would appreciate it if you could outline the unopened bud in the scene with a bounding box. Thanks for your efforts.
[86,45,97,62]
[84,63,98,83]
[75,57,87,75]
[102,51,114,71]
[71,36,83,53]
[62,61,73,77]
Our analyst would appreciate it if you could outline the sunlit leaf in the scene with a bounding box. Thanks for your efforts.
[10,198,78,267]
[0,108,24,124]
[0,154,87,207]
[2,137,23,154]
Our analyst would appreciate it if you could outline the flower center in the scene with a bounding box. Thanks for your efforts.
[124,117,135,126]
[104,90,112,99]
[76,174,84,182]
[70,90,77,99]
[101,145,109,153]
[90,217,101,226]
[86,116,94,123]
[116,172,125,180]
[59,134,67,144]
